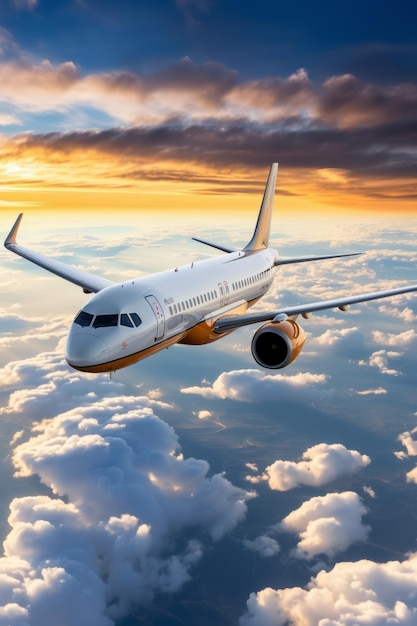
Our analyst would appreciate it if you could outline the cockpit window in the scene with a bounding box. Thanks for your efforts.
[130,313,142,327]
[93,314,119,328]
[74,310,94,327]
[120,313,134,328]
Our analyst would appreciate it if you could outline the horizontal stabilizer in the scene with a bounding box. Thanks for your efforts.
[5,214,113,293]
[192,237,236,254]
[274,252,363,266]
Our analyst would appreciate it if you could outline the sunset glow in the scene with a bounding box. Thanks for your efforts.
[0,12,415,216]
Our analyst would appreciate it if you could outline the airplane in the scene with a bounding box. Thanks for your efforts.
[4,163,417,374]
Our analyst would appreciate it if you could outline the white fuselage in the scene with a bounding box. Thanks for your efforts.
[65,247,277,372]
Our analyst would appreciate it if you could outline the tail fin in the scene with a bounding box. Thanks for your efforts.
[244,163,278,251]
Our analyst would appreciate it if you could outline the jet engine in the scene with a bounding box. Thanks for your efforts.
[251,319,306,369]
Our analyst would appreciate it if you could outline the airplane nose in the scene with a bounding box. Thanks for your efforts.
[65,331,109,369]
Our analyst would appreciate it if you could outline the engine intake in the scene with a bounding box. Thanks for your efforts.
[251,320,306,369]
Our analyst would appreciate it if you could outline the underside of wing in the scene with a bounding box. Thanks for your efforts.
[213,284,417,333]
[5,214,113,294]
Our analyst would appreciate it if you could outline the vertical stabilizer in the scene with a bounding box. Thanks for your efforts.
[244,163,278,251]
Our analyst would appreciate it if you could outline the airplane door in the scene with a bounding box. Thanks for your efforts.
[218,281,230,306]
[223,281,230,305]
[145,295,165,340]
[218,283,225,306]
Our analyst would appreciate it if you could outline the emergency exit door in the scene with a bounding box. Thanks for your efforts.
[145,295,165,341]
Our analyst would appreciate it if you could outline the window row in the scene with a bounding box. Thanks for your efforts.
[168,289,218,316]
[231,267,271,291]
[74,310,142,329]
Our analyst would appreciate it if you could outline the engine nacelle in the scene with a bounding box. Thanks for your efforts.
[251,319,306,369]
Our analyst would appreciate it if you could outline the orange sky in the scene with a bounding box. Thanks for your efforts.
[1,149,415,217]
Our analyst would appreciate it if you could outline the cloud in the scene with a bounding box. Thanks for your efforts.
[355,387,388,395]
[398,428,417,457]
[240,553,417,625]
[0,113,21,125]
[243,536,280,558]
[358,349,402,375]
[251,443,370,491]
[318,73,417,129]
[378,305,416,323]
[1,396,253,624]
[397,428,417,483]
[181,368,330,402]
[372,329,417,348]
[314,326,361,346]
[226,68,313,119]
[0,52,416,198]
[280,491,370,560]
[0,348,134,419]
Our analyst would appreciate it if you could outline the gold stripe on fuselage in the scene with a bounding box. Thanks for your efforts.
[68,298,261,373]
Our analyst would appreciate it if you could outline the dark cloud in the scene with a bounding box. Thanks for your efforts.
[12,110,417,183]
[319,74,417,128]
[148,57,237,105]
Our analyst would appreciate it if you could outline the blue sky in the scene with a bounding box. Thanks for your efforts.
[2,0,416,81]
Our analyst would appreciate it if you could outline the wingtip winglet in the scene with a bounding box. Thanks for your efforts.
[4,213,23,248]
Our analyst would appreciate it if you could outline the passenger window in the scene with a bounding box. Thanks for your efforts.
[130,313,142,327]
[74,310,93,327]
[121,313,134,328]
[93,314,118,328]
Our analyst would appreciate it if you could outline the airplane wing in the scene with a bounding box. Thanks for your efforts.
[4,214,113,293]
[213,284,417,333]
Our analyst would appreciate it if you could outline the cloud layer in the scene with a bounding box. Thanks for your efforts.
[0,393,253,624]
[0,41,416,205]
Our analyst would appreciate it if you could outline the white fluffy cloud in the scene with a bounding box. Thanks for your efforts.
[398,428,417,457]
[280,491,370,559]
[181,368,330,402]
[359,349,402,375]
[0,397,254,624]
[248,443,370,491]
[372,329,417,348]
[240,554,417,625]
[0,347,174,420]
[397,429,417,483]
[314,326,362,348]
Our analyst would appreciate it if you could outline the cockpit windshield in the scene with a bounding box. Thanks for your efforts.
[74,311,94,327]
[74,310,142,329]
[93,314,118,328]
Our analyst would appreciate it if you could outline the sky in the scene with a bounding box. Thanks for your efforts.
[0,0,417,213]
[2,2,417,626]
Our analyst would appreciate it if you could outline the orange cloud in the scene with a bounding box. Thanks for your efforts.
[0,54,416,214]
